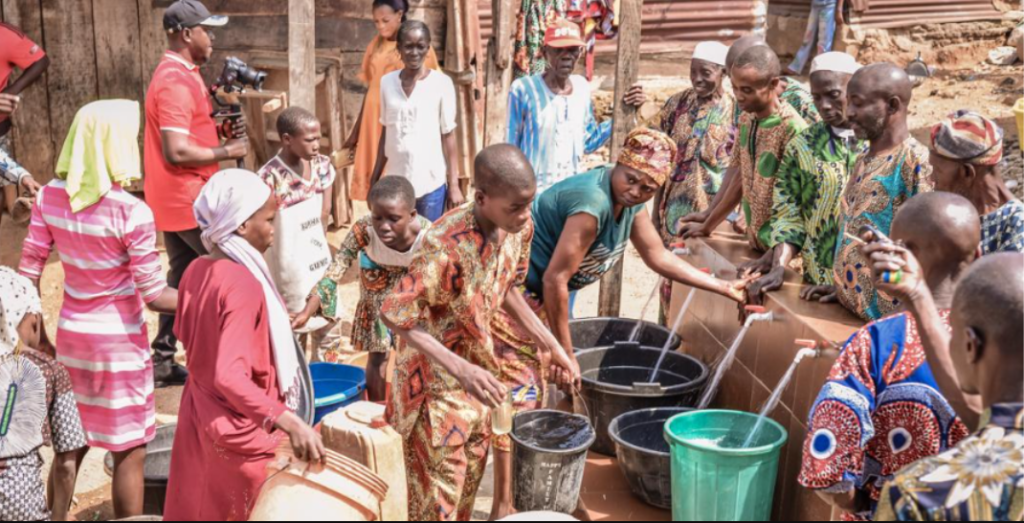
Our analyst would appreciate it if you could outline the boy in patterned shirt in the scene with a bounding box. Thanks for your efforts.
[799,194,982,520]
[870,250,1023,522]
[258,107,338,355]
[380,145,577,521]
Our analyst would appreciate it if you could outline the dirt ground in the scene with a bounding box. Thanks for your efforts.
[1,50,1021,521]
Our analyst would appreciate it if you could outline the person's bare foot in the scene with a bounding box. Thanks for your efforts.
[489,502,516,521]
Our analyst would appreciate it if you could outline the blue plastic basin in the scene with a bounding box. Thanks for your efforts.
[310,363,366,425]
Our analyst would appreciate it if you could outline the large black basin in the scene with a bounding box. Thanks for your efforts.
[574,343,707,456]
[569,317,680,353]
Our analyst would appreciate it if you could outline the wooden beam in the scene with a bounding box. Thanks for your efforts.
[598,0,644,318]
[325,63,352,227]
[288,0,316,111]
[483,0,514,147]
[40,0,98,182]
[94,0,145,101]
[137,0,167,93]
[445,0,480,189]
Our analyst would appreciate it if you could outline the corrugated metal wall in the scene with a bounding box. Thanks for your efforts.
[855,0,1003,29]
[637,0,760,50]
[770,0,1003,29]
[479,0,760,54]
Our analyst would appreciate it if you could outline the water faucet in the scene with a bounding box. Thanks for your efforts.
[671,240,690,257]
[744,305,774,325]
[794,339,821,361]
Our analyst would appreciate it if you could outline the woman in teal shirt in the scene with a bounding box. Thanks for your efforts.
[489,128,753,520]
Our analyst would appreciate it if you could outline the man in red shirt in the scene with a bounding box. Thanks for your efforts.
[144,0,248,387]
[0,22,48,207]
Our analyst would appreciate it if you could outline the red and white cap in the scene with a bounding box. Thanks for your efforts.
[544,18,586,48]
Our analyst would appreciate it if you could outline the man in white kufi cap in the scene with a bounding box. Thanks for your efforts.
[650,40,739,319]
[746,51,867,304]
[693,41,729,67]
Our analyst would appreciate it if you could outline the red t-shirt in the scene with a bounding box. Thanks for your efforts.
[0,23,47,124]
[144,51,220,232]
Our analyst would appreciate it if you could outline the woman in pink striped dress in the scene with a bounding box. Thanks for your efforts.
[18,100,178,519]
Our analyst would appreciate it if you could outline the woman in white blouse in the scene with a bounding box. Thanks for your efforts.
[370,20,464,221]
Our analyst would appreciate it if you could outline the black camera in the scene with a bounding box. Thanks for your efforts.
[209,57,267,163]
[217,57,267,94]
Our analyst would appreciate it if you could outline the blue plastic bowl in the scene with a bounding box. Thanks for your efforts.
[310,363,367,425]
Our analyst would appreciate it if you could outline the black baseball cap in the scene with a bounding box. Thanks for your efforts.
[163,0,228,32]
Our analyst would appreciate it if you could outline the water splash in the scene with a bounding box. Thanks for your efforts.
[629,279,663,344]
[696,308,774,410]
[742,347,818,448]
[647,287,697,383]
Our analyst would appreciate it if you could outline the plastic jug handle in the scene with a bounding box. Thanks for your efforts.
[345,403,383,425]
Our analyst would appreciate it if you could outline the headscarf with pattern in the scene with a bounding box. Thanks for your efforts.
[617,127,678,187]
[931,110,1004,166]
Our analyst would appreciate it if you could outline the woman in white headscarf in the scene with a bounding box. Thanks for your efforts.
[164,169,323,522]
[18,99,177,519]
[0,266,86,521]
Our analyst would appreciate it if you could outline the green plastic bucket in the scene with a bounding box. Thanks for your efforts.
[664,410,788,521]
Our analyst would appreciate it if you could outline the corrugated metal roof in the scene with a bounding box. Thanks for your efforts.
[479,0,760,54]
[770,0,1004,29]
[638,0,760,50]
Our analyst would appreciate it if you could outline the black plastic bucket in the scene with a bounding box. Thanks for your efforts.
[511,410,596,514]
[609,407,692,509]
[569,317,679,353]
[105,424,175,516]
[575,343,708,456]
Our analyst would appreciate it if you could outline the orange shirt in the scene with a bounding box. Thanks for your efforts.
[0,23,47,124]
[143,51,220,232]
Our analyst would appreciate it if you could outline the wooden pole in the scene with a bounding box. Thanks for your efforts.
[483,0,515,147]
[598,0,644,318]
[288,0,316,111]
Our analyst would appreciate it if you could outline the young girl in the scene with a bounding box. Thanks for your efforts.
[0,267,86,522]
[344,0,439,202]
[18,100,178,519]
[370,20,463,221]
[294,176,430,401]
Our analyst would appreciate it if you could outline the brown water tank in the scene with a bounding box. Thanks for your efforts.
[321,401,408,521]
